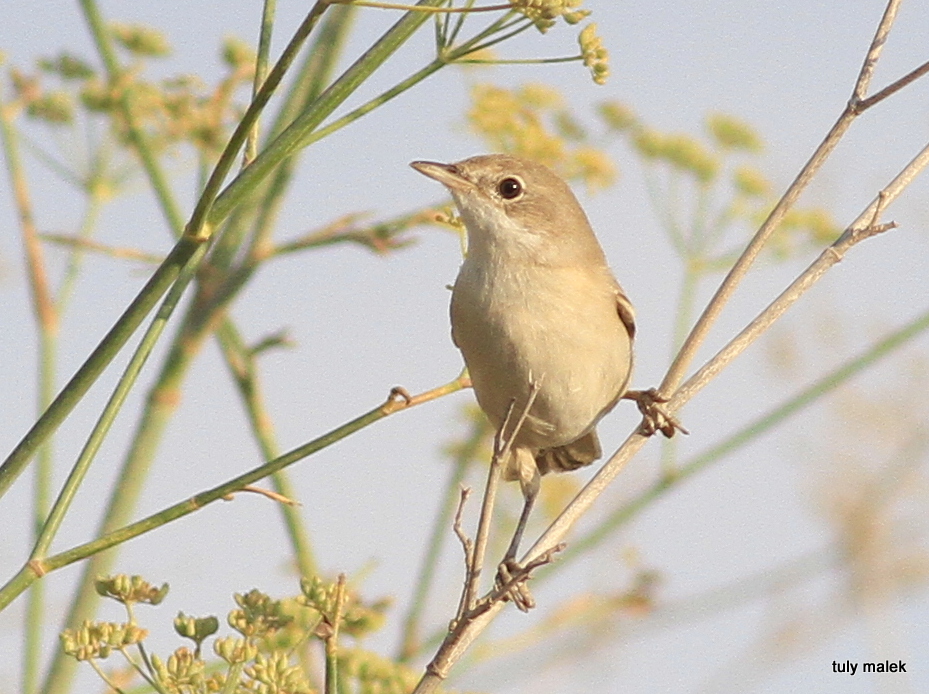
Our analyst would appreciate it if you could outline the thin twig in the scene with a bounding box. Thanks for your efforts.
[460,403,513,618]
[658,0,905,397]
[669,138,929,411]
[524,139,929,571]
[451,487,474,625]
[40,234,164,264]
[324,574,347,694]
[243,0,277,167]
[856,58,929,112]
[222,485,300,505]
[326,0,513,13]
[398,416,488,662]
[461,380,540,615]
[0,373,470,612]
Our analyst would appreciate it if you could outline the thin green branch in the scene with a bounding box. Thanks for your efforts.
[324,575,347,694]
[245,4,359,262]
[328,0,511,13]
[452,55,582,66]
[0,238,202,499]
[42,233,163,264]
[185,2,331,241]
[446,0,478,47]
[0,90,60,694]
[299,58,446,146]
[55,192,108,310]
[244,0,278,166]
[214,319,319,578]
[205,0,447,229]
[0,374,469,612]
[298,11,520,148]
[30,241,210,559]
[460,14,532,54]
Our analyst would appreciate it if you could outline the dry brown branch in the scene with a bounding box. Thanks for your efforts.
[658,0,904,398]
[459,381,541,618]
[40,233,165,264]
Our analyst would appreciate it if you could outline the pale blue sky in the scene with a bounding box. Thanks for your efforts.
[2,2,928,693]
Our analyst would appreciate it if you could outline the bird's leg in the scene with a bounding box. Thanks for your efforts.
[495,466,540,611]
[461,380,541,616]
[622,388,689,437]
[504,468,539,564]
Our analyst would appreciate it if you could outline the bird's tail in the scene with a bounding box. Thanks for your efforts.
[535,429,602,476]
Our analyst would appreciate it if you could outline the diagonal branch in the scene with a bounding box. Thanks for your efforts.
[527,136,929,573]
[658,0,906,397]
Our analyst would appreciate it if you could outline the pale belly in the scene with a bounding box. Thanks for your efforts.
[451,262,632,450]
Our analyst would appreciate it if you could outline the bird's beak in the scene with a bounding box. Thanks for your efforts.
[410,160,472,192]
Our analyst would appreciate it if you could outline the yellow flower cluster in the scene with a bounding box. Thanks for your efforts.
[467,83,616,191]
[151,648,208,693]
[579,24,609,85]
[707,112,763,152]
[13,34,254,160]
[60,620,148,661]
[633,129,719,183]
[509,0,591,33]
[244,652,313,694]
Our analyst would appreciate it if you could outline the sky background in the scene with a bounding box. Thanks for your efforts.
[2,1,929,693]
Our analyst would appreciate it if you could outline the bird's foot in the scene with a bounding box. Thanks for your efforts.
[623,388,689,438]
[493,544,565,613]
[495,559,536,612]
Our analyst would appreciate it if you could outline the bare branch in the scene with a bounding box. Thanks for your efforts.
[856,58,929,112]
[659,0,905,397]
[40,234,164,264]
[461,380,541,615]
[850,0,902,102]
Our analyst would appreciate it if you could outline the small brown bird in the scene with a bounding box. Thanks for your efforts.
[412,154,637,563]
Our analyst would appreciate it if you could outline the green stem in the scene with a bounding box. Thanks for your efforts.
[79,0,186,235]
[185,2,331,240]
[244,0,278,166]
[214,319,319,578]
[301,58,446,146]
[30,242,210,559]
[218,4,358,271]
[22,332,56,694]
[206,0,446,229]
[0,239,201,499]
[0,86,60,694]
[40,280,219,694]
[300,10,514,148]
[0,376,467,612]
[56,191,105,311]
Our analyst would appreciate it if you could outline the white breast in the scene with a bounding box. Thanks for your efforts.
[451,253,632,450]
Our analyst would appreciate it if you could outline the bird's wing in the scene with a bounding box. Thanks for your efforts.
[615,286,636,340]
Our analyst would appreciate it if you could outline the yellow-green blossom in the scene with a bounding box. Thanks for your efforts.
[510,0,591,33]
[579,24,609,85]
[707,113,763,152]
[733,166,770,197]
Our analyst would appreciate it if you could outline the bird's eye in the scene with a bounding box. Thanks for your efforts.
[497,177,523,200]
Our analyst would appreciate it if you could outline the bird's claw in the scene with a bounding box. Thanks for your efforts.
[623,388,688,438]
[495,559,536,612]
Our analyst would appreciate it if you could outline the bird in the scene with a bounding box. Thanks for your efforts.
[411,153,641,574]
